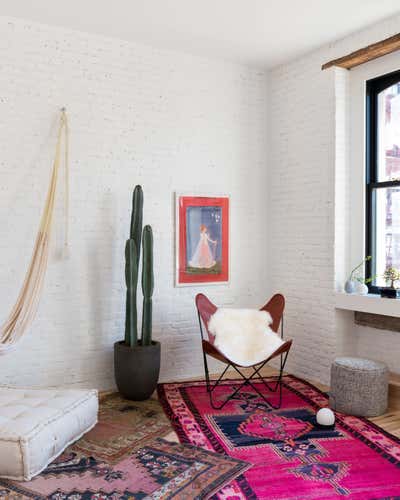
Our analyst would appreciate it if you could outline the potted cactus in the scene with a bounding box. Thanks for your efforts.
[114,185,160,400]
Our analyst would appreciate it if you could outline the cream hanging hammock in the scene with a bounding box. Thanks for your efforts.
[0,110,69,353]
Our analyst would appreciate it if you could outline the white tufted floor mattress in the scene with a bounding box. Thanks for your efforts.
[0,387,98,480]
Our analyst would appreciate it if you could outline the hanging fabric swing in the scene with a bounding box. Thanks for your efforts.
[0,109,69,353]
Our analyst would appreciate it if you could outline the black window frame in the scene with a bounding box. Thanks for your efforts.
[366,69,400,293]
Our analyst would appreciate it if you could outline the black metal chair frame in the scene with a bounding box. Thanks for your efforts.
[198,311,290,411]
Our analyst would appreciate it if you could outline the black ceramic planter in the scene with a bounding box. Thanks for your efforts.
[114,340,161,400]
[379,287,400,299]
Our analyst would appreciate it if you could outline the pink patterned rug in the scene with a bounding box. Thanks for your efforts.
[0,394,250,499]
[158,375,400,499]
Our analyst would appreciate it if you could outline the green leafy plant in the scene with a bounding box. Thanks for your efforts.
[348,255,372,283]
[125,185,154,347]
[383,267,400,288]
[355,275,375,284]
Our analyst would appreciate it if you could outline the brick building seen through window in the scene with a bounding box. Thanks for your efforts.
[378,83,400,281]
[367,74,400,289]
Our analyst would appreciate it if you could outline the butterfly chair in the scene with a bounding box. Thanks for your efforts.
[195,293,292,410]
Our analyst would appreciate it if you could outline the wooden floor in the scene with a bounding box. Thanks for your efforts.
[311,375,400,439]
[162,366,400,440]
[370,411,400,438]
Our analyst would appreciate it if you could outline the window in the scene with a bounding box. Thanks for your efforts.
[366,70,400,292]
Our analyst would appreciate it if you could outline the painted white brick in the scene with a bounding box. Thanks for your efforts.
[0,17,268,390]
[3,11,400,392]
[268,14,400,384]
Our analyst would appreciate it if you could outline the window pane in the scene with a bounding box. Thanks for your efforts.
[377,82,400,182]
[374,186,400,286]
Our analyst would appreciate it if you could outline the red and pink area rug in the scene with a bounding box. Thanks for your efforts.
[158,375,400,499]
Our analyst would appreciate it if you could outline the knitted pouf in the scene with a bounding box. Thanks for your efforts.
[329,357,389,417]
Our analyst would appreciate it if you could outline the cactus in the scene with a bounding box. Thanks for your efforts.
[141,225,154,346]
[130,186,143,263]
[124,185,154,347]
[125,239,138,346]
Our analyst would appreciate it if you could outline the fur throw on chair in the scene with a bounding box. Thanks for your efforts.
[208,308,284,367]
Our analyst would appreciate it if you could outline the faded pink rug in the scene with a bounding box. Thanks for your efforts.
[158,375,400,499]
[0,394,250,499]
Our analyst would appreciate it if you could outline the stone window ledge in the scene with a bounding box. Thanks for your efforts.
[335,292,400,318]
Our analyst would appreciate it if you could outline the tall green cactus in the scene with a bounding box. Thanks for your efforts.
[141,225,154,346]
[130,186,143,263]
[124,185,154,347]
[125,239,138,346]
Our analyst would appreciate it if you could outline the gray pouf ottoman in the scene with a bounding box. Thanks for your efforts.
[329,357,388,417]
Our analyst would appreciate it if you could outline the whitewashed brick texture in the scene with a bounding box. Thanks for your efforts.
[0,17,269,390]
[2,12,400,391]
[269,14,400,384]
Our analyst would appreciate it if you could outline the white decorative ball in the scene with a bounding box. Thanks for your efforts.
[316,408,335,426]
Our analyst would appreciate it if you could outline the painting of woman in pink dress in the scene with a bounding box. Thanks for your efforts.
[177,194,229,285]
[189,225,218,269]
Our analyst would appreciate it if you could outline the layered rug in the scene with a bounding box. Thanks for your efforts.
[0,394,249,499]
[158,375,400,499]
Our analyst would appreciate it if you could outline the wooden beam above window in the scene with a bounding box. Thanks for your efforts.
[322,33,400,71]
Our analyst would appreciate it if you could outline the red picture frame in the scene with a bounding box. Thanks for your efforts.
[176,194,229,286]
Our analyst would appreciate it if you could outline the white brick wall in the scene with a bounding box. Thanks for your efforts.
[2,12,400,391]
[0,17,268,390]
[269,15,400,384]
[268,55,337,384]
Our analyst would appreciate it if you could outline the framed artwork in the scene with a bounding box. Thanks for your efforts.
[176,194,229,286]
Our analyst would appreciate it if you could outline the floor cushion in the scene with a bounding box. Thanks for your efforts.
[329,357,388,417]
[0,387,98,480]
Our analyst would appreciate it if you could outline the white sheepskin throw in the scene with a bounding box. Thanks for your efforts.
[208,308,284,367]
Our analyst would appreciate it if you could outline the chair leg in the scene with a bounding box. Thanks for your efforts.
[208,378,248,410]
[202,350,235,409]
[251,361,280,392]
[252,360,283,393]
[202,348,211,392]
[202,353,257,410]
[256,350,289,410]
[202,350,290,411]
[231,364,279,407]
[232,351,290,410]
[208,364,231,393]
[208,370,281,410]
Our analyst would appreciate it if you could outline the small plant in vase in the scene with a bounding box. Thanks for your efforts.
[380,267,400,299]
[353,275,374,295]
[345,256,372,295]
[114,185,160,400]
